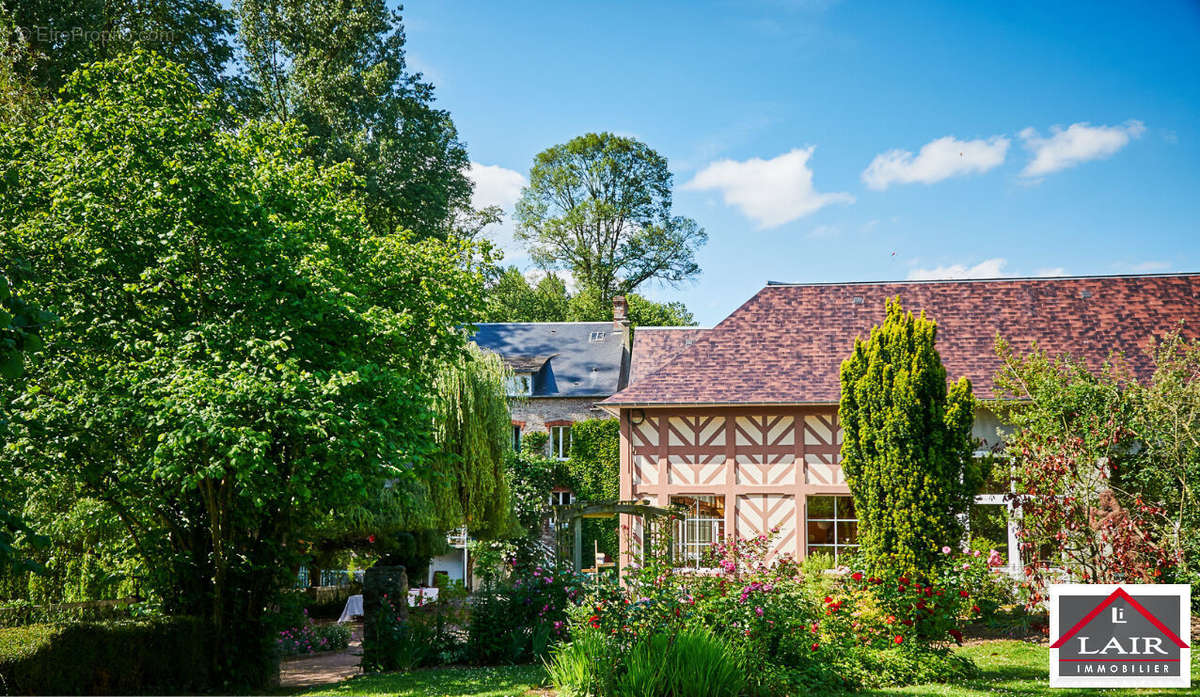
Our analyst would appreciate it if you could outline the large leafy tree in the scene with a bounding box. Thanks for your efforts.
[427,345,516,539]
[6,0,238,97]
[515,132,707,304]
[235,0,472,239]
[0,51,486,683]
[482,266,696,326]
[839,298,981,574]
[0,261,52,574]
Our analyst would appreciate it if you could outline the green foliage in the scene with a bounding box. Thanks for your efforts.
[567,419,621,560]
[515,132,707,303]
[839,298,981,574]
[428,346,516,539]
[0,618,220,695]
[547,627,745,697]
[482,267,571,322]
[235,0,471,239]
[991,335,1186,602]
[277,616,352,656]
[7,0,238,98]
[466,571,583,665]
[482,266,696,326]
[0,50,487,685]
[522,431,550,456]
[377,529,450,584]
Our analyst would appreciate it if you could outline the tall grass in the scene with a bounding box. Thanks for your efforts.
[547,627,744,697]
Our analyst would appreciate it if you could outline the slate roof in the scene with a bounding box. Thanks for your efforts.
[604,274,1200,406]
[630,327,710,384]
[472,322,629,397]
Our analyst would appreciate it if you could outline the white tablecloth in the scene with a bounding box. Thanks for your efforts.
[336,588,441,623]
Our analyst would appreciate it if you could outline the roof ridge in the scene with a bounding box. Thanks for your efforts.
[765,271,1200,288]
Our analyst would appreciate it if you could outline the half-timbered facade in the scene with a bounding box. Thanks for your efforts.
[603,273,1200,568]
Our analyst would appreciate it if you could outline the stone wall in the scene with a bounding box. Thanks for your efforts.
[510,396,609,442]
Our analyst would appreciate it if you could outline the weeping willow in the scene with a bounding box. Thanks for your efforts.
[428,344,517,539]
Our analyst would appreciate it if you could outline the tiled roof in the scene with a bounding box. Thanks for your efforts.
[604,274,1200,406]
[472,322,628,397]
[630,327,709,384]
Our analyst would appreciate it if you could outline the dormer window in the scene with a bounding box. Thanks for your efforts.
[588,331,606,342]
[506,373,533,396]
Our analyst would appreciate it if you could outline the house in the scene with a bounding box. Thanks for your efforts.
[425,298,635,585]
[472,297,634,464]
[600,273,1200,570]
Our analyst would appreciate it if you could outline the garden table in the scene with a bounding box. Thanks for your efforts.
[335,588,440,623]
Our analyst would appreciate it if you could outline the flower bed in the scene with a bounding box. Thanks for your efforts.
[277,612,352,657]
[546,531,1013,696]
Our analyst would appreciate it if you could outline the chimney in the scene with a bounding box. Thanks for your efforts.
[612,295,630,331]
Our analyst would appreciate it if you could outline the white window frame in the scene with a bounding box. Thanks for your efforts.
[805,495,859,563]
[670,495,725,567]
[549,490,574,506]
[550,425,571,460]
[966,451,1022,575]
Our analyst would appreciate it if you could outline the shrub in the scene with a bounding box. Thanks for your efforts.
[466,567,582,664]
[839,298,984,574]
[276,613,352,656]
[0,618,227,695]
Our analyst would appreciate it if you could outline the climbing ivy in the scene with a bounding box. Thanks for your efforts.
[567,419,621,561]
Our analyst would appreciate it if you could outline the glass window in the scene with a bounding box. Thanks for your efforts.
[806,495,858,563]
[670,495,725,565]
[506,374,533,396]
[550,425,572,460]
[512,424,522,452]
[549,490,574,506]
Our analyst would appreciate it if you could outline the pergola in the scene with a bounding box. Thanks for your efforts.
[551,500,676,577]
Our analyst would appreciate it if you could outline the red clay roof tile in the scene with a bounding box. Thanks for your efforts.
[605,274,1200,405]
[630,327,710,384]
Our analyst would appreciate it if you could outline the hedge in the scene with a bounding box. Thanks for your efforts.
[0,618,223,695]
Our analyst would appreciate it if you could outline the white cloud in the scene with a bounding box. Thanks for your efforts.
[1035,267,1067,277]
[467,162,527,263]
[1020,120,1145,177]
[908,258,1007,281]
[808,224,841,238]
[684,147,853,228]
[862,136,1009,190]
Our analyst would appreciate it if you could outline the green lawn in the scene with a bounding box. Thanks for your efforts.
[292,641,1200,697]
[292,663,546,697]
[851,641,1200,696]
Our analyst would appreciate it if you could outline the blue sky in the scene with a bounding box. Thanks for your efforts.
[403,0,1200,326]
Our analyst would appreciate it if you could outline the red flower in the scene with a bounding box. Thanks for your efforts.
[810,642,820,651]
[972,604,981,614]
[823,596,833,604]
[810,623,819,634]
[899,576,910,585]
[948,629,963,645]
[367,535,376,543]
[901,618,913,626]
[897,585,906,592]
[893,635,904,644]
[959,590,970,598]
[851,572,863,581]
